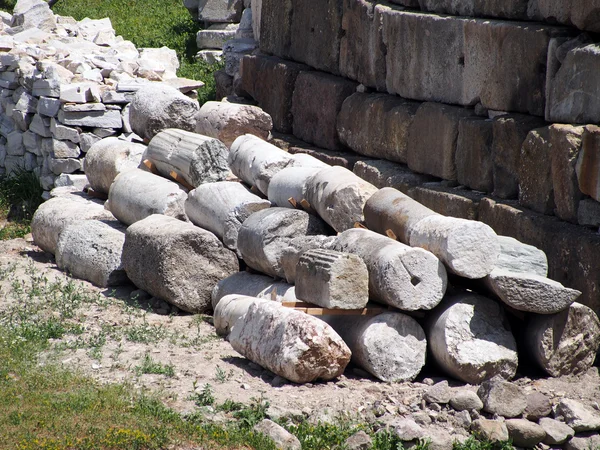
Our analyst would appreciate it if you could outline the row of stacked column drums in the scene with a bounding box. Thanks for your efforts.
[32,128,600,384]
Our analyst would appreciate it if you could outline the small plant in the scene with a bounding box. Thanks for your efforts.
[214,365,227,383]
[233,396,270,428]
[217,398,245,413]
[191,383,215,407]
[134,353,175,377]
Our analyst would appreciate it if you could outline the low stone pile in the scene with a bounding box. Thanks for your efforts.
[0,0,203,195]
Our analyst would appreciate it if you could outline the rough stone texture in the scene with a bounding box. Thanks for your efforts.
[289,0,344,75]
[304,166,377,232]
[423,381,451,404]
[364,188,499,279]
[333,228,447,311]
[344,431,373,450]
[196,23,238,49]
[471,419,509,443]
[258,0,292,58]
[83,137,145,195]
[339,0,387,91]
[407,185,484,221]
[525,302,600,377]
[479,197,600,312]
[456,117,494,192]
[291,71,358,151]
[484,268,580,314]
[280,235,336,284]
[337,93,419,164]
[524,392,552,421]
[505,419,546,448]
[237,207,329,278]
[267,166,324,210]
[213,295,268,336]
[106,169,188,226]
[576,125,600,202]
[31,195,114,255]
[426,294,518,384]
[382,10,471,106]
[228,301,351,383]
[578,198,600,228]
[129,83,200,141]
[519,127,555,215]
[198,0,243,23]
[477,378,527,418]
[419,0,528,19]
[185,181,271,255]
[145,128,230,187]
[449,390,483,411]
[556,399,600,432]
[495,235,548,277]
[55,220,128,288]
[194,101,272,148]
[407,102,475,181]
[566,433,600,450]
[353,160,436,192]
[539,418,575,445]
[240,55,308,133]
[254,419,301,450]
[549,124,584,222]
[546,43,600,124]
[492,113,547,199]
[211,271,296,309]
[228,134,296,195]
[322,312,427,382]
[295,249,369,309]
[12,0,57,31]
[122,214,238,313]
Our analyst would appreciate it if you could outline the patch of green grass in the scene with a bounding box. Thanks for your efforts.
[135,353,175,378]
[191,383,215,407]
[0,169,44,240]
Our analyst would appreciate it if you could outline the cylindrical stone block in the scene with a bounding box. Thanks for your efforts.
[185,181,271,254]
[237,207,329,278]
[322,312,427,382]
[84,137,146,194]
[295,249,369,309]
[267,166,322,209]
[211,271,297,309]
[333,228,447,311]
[304,166,378,232]
[213,294,269,336]
[496,235,548,277]
[280,235,336,284]
[145,128,230,187]
[426,294,518,384]
[106,169,188,226]
[525,302,600,377]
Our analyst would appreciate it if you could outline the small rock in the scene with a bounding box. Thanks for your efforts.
[271,376,287,387]
[477,378,527,418]
[344,430,373,450]
[240,383,250,390]
[421,427,454,450]
[393,418,425,441]
[471,419,509,442]
[413,412,433,426]
[424,380,452,404]
[524,392,552,420]
[556,399,600,432]
[539,417,575,445]
[254,419,301,450]
[423,378,435,386]
[450,390,484,411]
[454,410,472,429]
[565,432,600,450]
[505,419,546,447]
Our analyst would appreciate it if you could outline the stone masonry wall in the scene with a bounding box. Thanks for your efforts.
[237,0,600,311]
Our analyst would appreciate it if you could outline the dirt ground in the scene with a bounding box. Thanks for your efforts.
[2,236,600,436]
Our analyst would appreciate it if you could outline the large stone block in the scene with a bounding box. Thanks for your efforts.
[289,0,344,75]
[549,124,584,222]
[407,184,484,220]
[353,160,435,192]
[456,117,494,193]
[407,102,475,181]
[492,113,546,199]
[292,71,357,151]
[419,0,528,19]
[122,214,239,313]
[258,0,292,58]
[240,55,308,133]
[518,127,555,215]
[339,0,387,91]
[337,93,420,164]
[198,0,243,23]
[546,42,600,124]
[382,9,472,105]
[576,125,600,202]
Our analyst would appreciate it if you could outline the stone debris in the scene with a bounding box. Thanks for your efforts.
[539,417,575,445]
[470,419,509,442]
[144,128,230,187]
[253,419,301,450]
[477,378,527,418]
[122,214,239,313]
[228,301,351,383]
[556,399,600,433]
[505,419,546,448]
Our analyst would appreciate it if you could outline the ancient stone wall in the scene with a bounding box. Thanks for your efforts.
[232,0,600,311]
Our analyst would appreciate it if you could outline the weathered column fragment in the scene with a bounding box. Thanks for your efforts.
[145,128,230,187]
[364,188,500,279]
[106,169,188,226]
[426,294,518,384]
[295,249,369,309]
[267,166,323,209]
[185,181,271,254]
[214,294,269,336]
[280,235,336,284]
[322,312,427,382]
[228,301,351,383]
[333,228,447,311]
[211,271,296,309]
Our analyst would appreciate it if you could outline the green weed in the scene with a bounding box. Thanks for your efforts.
[135,353,175,378]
